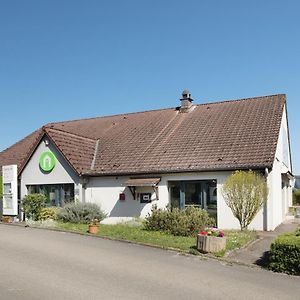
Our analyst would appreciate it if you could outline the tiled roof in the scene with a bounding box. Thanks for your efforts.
[44,128,96,174]
[0,129,43,175]
[0,94,286,176]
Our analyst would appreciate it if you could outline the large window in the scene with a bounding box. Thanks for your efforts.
[168,180,217,220]
[27,184,74,207]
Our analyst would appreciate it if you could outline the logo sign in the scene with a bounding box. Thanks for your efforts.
[39,151,56,172]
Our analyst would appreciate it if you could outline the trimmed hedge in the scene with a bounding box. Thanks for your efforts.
[268,228,300,275]
[144,205,215,237]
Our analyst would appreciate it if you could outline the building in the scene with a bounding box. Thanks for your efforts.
[0,92,294,230]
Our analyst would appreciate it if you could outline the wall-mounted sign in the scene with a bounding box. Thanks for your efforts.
[39,151,56,172]
[2,165,18,216]
[140,193,152,203]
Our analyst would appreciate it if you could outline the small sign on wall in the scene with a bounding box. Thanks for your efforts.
[119,193,126,201]
[140,193,152,203]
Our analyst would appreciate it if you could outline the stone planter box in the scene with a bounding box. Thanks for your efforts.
[197,234,226,253]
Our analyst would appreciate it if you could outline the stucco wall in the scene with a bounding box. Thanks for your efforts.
[20,137,80,200]
[84,171,265,230]
[266,105,293,230]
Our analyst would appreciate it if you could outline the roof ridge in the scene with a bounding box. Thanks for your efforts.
[194,93,286,107]
[46,107,175,126]
[0,128,43,153]
[44,94,286,126]
[44,127,97,142]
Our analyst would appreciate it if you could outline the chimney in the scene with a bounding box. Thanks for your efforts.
[180,90,193,112]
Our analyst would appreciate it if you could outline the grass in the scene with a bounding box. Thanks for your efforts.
[55,222,257,257]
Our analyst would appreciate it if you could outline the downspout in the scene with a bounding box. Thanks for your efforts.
[263,167,269,230]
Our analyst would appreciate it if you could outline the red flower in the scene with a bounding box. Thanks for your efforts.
[199,231,208,235]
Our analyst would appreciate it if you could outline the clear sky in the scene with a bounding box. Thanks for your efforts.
[0,0,299,173]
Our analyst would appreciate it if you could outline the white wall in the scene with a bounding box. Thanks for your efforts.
[20,137,80,200]
[84,171,265,230]
[266,105,293,230]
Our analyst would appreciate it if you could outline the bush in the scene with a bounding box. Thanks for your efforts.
[293,189,300,205]
[144,205,215,236]
[22,193,47,221]
[56,202,106,224]
[39,207,59,221]
[268,229,300,275]
[222,170,268,230]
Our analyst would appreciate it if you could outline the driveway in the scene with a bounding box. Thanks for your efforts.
[0,224,299,300]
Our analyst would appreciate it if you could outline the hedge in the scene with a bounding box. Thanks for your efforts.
[268,228,300,275]
[144,205,215,236]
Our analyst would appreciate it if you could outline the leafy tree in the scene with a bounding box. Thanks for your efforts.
[222,170,268,230]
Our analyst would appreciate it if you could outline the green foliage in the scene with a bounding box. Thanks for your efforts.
[22,193,47,221]
[39,207,59,220]
[56,202,106,224]
[144,205,215,236]
[268,229,300,275]
[293,189,300,205]
[55,222,256,257]
[222,170,268,230]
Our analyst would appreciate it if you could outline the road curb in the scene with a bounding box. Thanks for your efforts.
[0,222,262,270]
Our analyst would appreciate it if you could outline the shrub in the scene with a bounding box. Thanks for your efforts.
[222,170,268,230]
[268,229,300,275]
[293,189,300,205]
[39,207,59,221]
[144,205,215,236]
[56,202,106,224]
[22,193,47,221]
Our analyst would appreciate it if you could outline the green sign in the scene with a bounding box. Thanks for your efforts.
[39,151,56,172]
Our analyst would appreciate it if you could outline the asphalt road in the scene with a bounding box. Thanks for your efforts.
[0,224,299,300]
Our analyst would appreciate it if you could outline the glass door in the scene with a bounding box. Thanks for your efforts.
[184,181,202,208]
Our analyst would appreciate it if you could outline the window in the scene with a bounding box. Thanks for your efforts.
[168,180,217,221]
[27,184,74,207]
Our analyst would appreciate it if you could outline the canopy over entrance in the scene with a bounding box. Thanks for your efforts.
[125,177,161,187]
[124,177,161,200]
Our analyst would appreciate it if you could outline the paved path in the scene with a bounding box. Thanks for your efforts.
[0,224,299,300]
[227,218,300,266]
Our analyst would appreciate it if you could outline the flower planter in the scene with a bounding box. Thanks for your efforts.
[2,216,13,223]
[88,224,99,234]
[197,234,226,253]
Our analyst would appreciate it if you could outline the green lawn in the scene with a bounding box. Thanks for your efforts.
[55,222,257,257]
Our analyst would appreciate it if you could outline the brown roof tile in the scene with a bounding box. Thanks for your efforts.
[0,94,286,176]
[0,129,44,175]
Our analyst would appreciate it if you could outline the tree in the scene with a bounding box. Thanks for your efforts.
[222,170,268,230]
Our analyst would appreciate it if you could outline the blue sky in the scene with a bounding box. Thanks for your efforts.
[0,0,299,173]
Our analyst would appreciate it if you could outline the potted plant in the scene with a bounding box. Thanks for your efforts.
[197,228,226,253]
[88,218,100,234]
[2,216,13,223]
